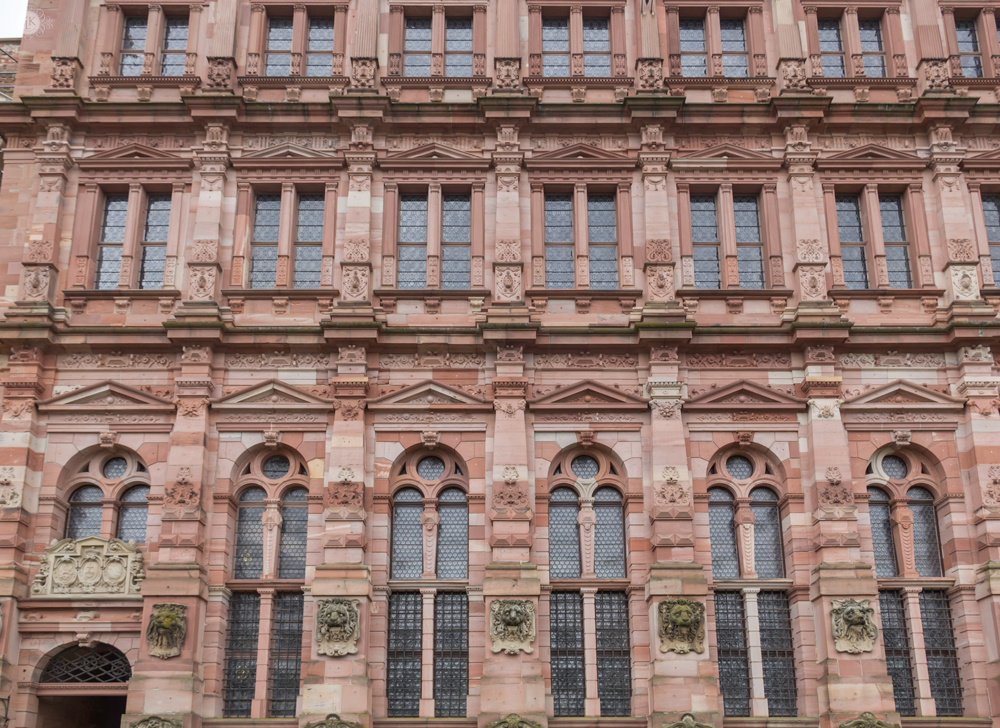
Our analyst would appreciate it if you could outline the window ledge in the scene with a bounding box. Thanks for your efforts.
[829,287,944,299]
[222,288,341,299]
[710,578,794,590]
[382,75,492,88]
[62,288,182,299]
[374,720,477,728]
[675,287,794,299]
[948,76,1000,88]
[548,578,631,589]
[723,719,820,728]
[376,288,489,299]
[525,288,641,299]
[807,76,916,88]
[238,74,350,88]
[875,577,956,589]
[88,74,201,87]
[524,75,633,87]
[664,76,775,88]
[223,579,306,589]
[385,579,471,589]
[550,719,647,728]
[900,719,992,728]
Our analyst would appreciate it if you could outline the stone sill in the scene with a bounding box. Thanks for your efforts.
[675,288,794,299]
[203,721,296,727]
[222,288,341,299]
[385,578,471,589]
[550,720,646,728]
[723,719,819,728]
[547,578,631,590]
[524,76,634,88]
[524,288,640,300]
[381,76,492,88]
[875,577,955,590]
[62,288,182,299]
[829,288,944,299]
[374,720,477,728]
[807,76,916,88]
[375,289,488,299]
[900,719,992,728]
[664,76,775,88]
[710,578,794,591]
[88,74,201,87]
[238,74,350,87]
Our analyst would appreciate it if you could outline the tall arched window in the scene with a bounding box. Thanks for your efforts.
[708,487,739,579]
[908,486,942,577]
[867,487,898,578]
[234,486,266,579]
[549,487,581,579]
[67,486,104,539]
[63,451,151,541]
[750,487,784,579]
[436,488,468,579]
[278,487,309,579]
[594,487,625,578]
[117,485,150,543]
[391,488,424,579]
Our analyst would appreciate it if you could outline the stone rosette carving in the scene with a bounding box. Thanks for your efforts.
[146,603,187,659]
[490,599,535,655]
[316,598,361,656]
[658,598,705,654]
[837,713,900,728]
[808,399,842,420]
[831,598,878,654]
[32,536,145,598]
[130,717,182,728]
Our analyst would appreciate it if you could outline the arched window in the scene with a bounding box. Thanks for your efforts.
[436,488,468,579]
[593,487,625,578]
[708,487,739,579]
[867,487,898,578]
[392,488,424,579]
[40,643,132,684]
[549,487,581,579]
[908,486,943,577]
[117,485,150,543]
[234,487,266,579]
[278,487,308,579]
[67,485,104,539]
[750,487,784,579]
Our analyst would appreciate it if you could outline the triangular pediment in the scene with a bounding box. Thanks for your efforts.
[530,143,631,161]
[368,380,490,409]
[83,143,183,161]
[79,143,192,172]
[213,379,332,407]
[38,381,175,412]
[531,379,648,411]
[962,147,1000,169]
[843,379,965,407]
[385,142,485,162]
[677,144,776,162]
[817,144,926,172]
[684,380,807,410]
[239,142,339,160]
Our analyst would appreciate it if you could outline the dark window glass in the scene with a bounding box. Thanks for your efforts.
[140,194,171,289]
[445,18,473,76]
[545,194,574,289]
[759,591,797,716]
[104,457,128,479]
[594,487,625,578]
[817,19,845,77]
[251,195,281,289]
[868,487,898,577]
[708,488,739,579]
[879,590,916,716]
[734,196,764,289]
[223,592,261,717]
[549,488,581,579]
[726,455,752,479]
[434,592,468,716]
[392,488,424,579]
[294,193,324,288]
[306,18,335,76]
[404,18,432,76]
[117,485,149,542]
[588,194,618,289]
[595,591,631,716]
[437,489,468,578]
[96,194,128,289]
[550,592,585,716]
[41,644,131,684]
[858,19,886,77]
[442,194,471,289]
[908,487,942,577]
[234,487,265,579]
[139,245,166,290]
[263,455,290,480]
[750,488,784,579]
[983,196,1000,287]
[691,195,720,288]
[120,17,147,76]
[880,195,911,288]
[160,17,189,76]
[720,19,748,77]
[955,20,983,78]
[919,589,963,716]
[571,455,599,478]
[679,19,707,76]
[265,18,293,75]
[715,591,751,716]
[542,18,570,76]
[836,195,868,289]
[881,454,907,479]
[417,456,446,479]
[582,18,610,77]
[388,592,423,716]
[67,485,104,539]
[399,195,428,289]
[269,592,304,717]
[278,488,308,579]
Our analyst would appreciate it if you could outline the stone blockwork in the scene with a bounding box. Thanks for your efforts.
[1,0,1000,727]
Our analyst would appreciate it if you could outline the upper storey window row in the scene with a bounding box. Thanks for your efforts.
[387,6,487,79]
[247,6,348,77]
[664,6,767,79]
[803,8,905,79]
[94,188,174,290]
[109,8,192,77]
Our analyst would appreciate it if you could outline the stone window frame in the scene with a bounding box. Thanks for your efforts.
[524,0,629,81]
[959,162,1000,293]
[663,0,769,81]
[386,3,489,81]
[802,1,907,80]
[55,449,152,543]
[941,4,1000,81]
[241,1,349,79]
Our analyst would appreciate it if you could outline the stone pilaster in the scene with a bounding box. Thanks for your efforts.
[492,131,524,302]
[639,130,683,322]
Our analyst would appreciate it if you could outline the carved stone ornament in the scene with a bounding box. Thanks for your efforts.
[490,599,535,655]
[130,717,182,728]
[797,239,824,263]
[657,598,706,654]
[636,58,663,90]
[951,265,979,300]
[484,715,544,728]
[165,467,200,508]
[837,714,900,728]
[350,58,377,88]
[188,265,217,300]
[316,598,361,656]
[21,266,51,301]
[662,715,715,728]
[495,265,522,301]
[305,715,365,728]
[146,603,187,659]
[0,467,21,508]
[32,536,145,598]
[947,238,977,262]
[494,59,521,89]
[493,466,528,509]
[831,598,878,654]
[206,57,233,89]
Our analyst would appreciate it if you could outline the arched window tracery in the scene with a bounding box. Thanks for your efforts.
[63,450,151,542]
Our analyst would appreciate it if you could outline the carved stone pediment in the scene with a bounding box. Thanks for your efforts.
[684,380,807,413]
[212,380,333,425]
[817,144,926,170]
[529,379,648,412]
[841,380,964,428]
[672,143,782,172]
[525,143,636,172]
[38,381,175,427]
[368,380,492,412]
[238,142,340,161]
[31,536,144,598]
[79,143,192,173]
[381,142,490,171]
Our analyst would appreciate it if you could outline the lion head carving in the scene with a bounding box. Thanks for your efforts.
[146,603,187,659]
[658,599,705,654]
[490,599,535,655]
[831,598,878,654]
[316,598,361,657]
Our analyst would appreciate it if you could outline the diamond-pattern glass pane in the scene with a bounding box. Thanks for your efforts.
[446,18,473,76]
[680,19,707,76]
[104,457,128,479]
[572,455,599,479]
[956,20,983,77]
[737,247,764,290]
[583,19,610,77]
[67,496,103,540]
[266,18,293,75]
[588,194,616,243]
[121,17,147,75]
[985,197,1000,242]
[162,51,186,76]
[751,488,784,579]
[392,490,423,579]
[543,18,570,76]
[418,457,445,479]
[307,18,334,75]
[715,591,751,716]
[223,592,260,717]
[143,195,171,242]
[546,246,574,289]
[398,244,427,289]
[388,592,423,717]
[595,591,631,716]
[818,19,845,78]
[400,195,428,242]
[694,245,720,289]
[886,245,911,288]
[72,485,104,503]
[294,245,322,289]
[594,488,625,578]
[842,245,869,289]
[546,195,573,242]
[234,493,265,579]
[405,17,432,76]
[442,245,470,289]
[859,20,885,77]
[759,591,797,717]
[919,589,963,716]
[720,20,747,77]
[264,455,290,479]
[726,456,753,479]
[41,644,132,684]
[551,592,585,716]
[437,489,468,579]
[992,245,1000,288]
[882,455,907,479]
[908,488,943,577]
[101,195,129,244]
[251,245,278,289]
[709,489,739,579]
[836,195,864,244]
[268,592,304,717]
[254,194,281,242]
[117,485,149,543]
[691,195,718,242]
[161,18,188,75]
[550,488,581,579]
[442,195,471,242]
[240,486,266,502]
[434,592,468,716]
[879,590,915,716]
[734,196,761,242]
[296,194,324,242]
[95,244,123,289]
[279,489,308,579]
[139,245,166,289]
[868,488,898,578]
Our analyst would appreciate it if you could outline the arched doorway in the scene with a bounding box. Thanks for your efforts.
[35,644,130,728]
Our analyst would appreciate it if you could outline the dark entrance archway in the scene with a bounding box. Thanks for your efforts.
[35,644,131,728]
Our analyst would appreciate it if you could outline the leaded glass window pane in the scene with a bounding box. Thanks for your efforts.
[594,488,625,578]
[885,246,912,288]
[405,18,432,77]
[234,488,266,579]
[583,18,610,77]
[398,245,427,290]
[919,589,963,716]
[442,195,471,289]
[859,20,885,77]
[139,245,166,290]
[117,485,149,542]
[269,592,304,717]
[735,196,764,288]
[868,487,898,578]
[96,246,122,290]
[735,247,764,289]
[388,592,423,717]
[446,18,473,77]
[417,457,445,479]
[550,592,585,716]
[679,19,707,76]
[550,488,581,579]
[588,195,617,288]
[306,18,335,76]
[715,591,751,716]
[223,592,260,717]
[595,591,631,716]
[955,20,983,78]
[572,456,599,479]
[691,195,718,242]
[101,195,129,244]
[759,591,797,716]
[294,245,322,289]
[836,196,868,288]
[392,489,424,579]
[908,488,943,577]
[161,17,188,76]
[142,194,171,243]
[120,17,147,76]
[434,592,468,716]
[818,19,845,77]
[720,20,748,77]
[693,246,720,289]
[67,486,104,539]
[726,455,752,479]
[751,488,784,578]
[295,194,324,242]
[543,18,570,76]
[437,489,468,578]
[251,246,278,289]
[879,195,910,287]
[984,196,1000,287]
[399,195,428,289]
[546,194,574,289]
[842,245,869,289]
[708,488,739,579]
[546,246,574,289]
[265,18,293,76]
[254,194,281,242]
[879,590,915,716]
[278,488,308,579]
[590,245,618,289]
